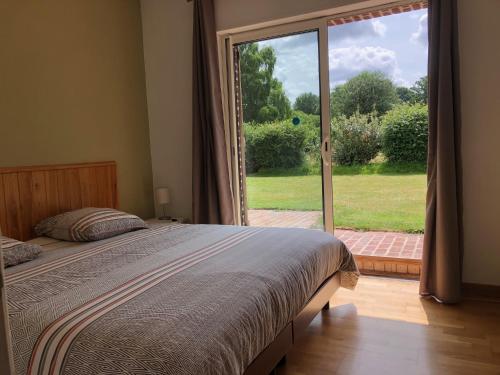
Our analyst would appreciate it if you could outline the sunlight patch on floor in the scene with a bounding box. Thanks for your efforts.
[333,276,430,325]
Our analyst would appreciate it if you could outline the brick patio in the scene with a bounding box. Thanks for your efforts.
[248,209,423,260]
[248,209,321,229]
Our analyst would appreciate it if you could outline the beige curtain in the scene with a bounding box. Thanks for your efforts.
[420,0,463,303]
[0,232,15,374]
[192,0,235,225]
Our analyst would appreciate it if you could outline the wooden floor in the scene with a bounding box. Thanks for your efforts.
[277,276,500,375]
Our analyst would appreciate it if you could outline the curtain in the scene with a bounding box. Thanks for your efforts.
[0,233,15,374]
[420,0,463,303]
[192,0,235,225]
[233,47,249,226]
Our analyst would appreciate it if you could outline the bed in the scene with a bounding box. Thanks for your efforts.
[1,162,359,375]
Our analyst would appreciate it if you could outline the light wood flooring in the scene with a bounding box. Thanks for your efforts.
[277,276,500,375]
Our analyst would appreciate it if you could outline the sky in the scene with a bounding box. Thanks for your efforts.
[257,9,428,103]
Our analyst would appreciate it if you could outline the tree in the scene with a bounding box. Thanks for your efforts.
[396,86,417,103]
[294,92,320,115]
[239,43,291,123]
[330,71,398,118]
[395,76,428,105]
[410,76,428,104]
[268,80,292,119]
[255,81,292,122]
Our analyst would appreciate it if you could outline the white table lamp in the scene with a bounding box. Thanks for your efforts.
[156,187,171,220]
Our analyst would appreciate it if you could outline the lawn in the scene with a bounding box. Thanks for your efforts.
[246,163,426,233]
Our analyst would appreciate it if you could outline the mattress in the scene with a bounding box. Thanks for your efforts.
[6,223,359,375]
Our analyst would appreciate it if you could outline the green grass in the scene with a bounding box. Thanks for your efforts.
[246,163,426,233]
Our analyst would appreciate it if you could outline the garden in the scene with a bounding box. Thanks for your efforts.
[240,43,428,233]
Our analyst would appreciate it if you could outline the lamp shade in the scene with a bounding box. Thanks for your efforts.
[155,187,170,205]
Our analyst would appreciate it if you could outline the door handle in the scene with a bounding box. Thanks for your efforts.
[321,137,330,167]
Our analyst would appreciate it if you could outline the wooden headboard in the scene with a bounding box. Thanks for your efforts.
[0,161,118,241]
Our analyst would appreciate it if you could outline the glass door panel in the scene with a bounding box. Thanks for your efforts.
[235,31,328,230]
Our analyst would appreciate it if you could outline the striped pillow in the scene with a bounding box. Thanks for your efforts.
[35,208,147,242]
[1,236,42,267]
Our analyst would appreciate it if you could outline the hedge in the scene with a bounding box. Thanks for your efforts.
[243,104,427,172]
[381,104,428,163]
[245,122,307,172]
[331,112,381,165]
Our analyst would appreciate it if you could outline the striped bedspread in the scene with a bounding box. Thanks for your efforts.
[6,224,358,375]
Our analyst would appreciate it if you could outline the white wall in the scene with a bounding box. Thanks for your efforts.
[140,0,193,219]
[458,0,500,286]
[215,0,370,32]
[141,0,500,285]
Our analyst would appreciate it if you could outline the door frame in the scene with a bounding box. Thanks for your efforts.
[220,18,334,233]
[218,0,421,233]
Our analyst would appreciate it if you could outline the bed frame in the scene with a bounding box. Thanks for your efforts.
[0,161,118,241]
[244,273,340,375]
[0,161,339,374]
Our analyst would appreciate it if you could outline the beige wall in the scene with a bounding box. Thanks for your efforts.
[0,0,153,219]
[458,0,500,286]
[140,0,194,219]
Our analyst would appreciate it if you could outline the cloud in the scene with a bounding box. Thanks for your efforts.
[257,19,389,101]
[254,16,422,101]
[259,33,320,103]
[411,14,428,46]
[329,19,387,42]
[329,46,406,87]
[371,19,387,37]
[260,32,317,52]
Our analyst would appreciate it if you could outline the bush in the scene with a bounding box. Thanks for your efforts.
[256,105,279,123]
[245,122,307,173]
[302,123,320,155]
[302,123,321,170]
[381,104,428,163]
[331,112,381,165]
[291,110,320,128]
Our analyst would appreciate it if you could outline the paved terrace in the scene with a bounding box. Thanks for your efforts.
[248,209,423,260]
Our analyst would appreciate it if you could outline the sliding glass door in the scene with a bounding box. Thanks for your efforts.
[223,2,429,268]
[229,24,333,233]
